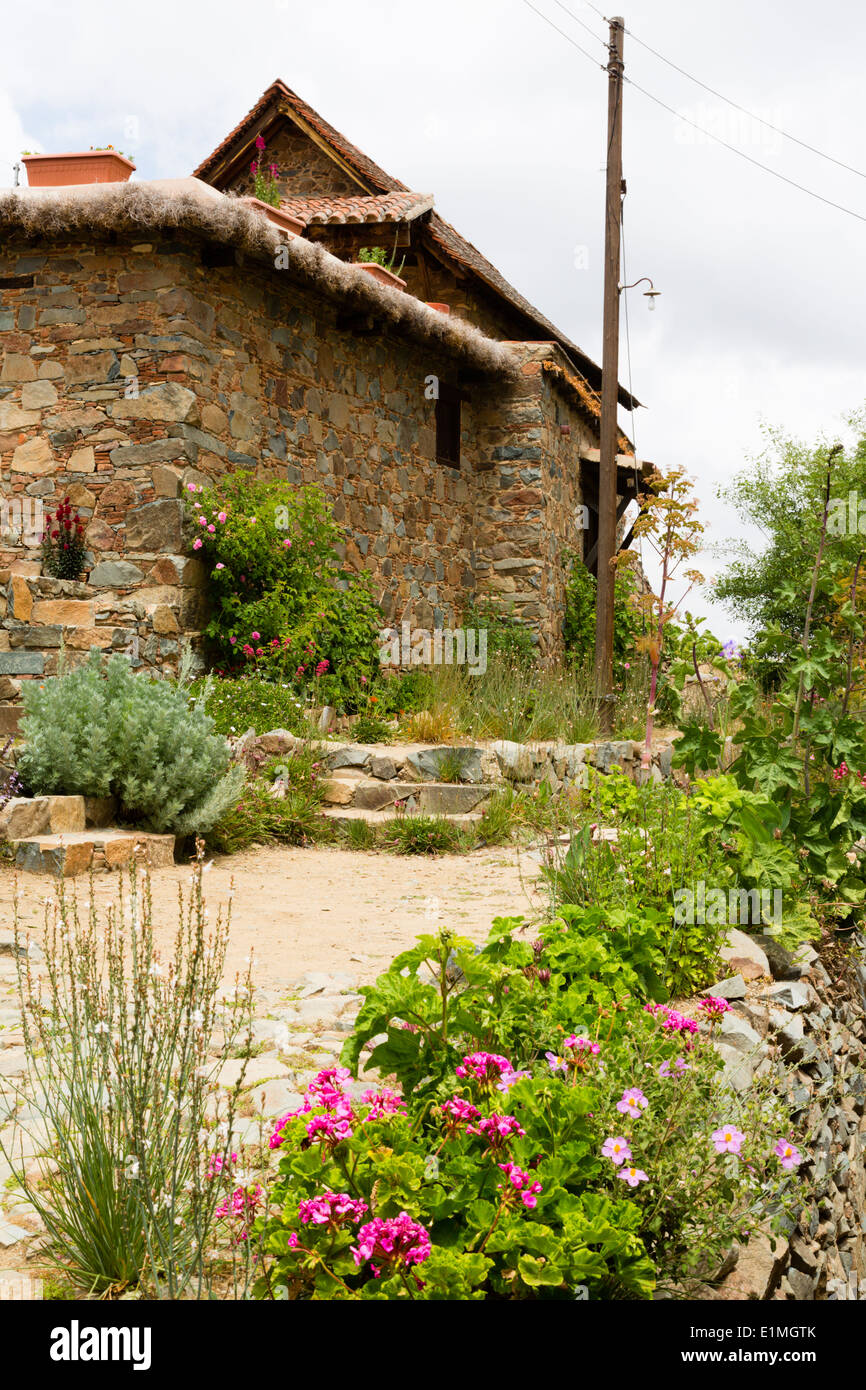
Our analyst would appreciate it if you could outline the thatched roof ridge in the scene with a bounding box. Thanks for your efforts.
[0,180,517,376]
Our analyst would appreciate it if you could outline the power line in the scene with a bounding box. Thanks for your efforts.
[625,74,866,226]
[550,0,607,48]
[517,0,606,70]
[558,1,866,184]
[624,24,866,183]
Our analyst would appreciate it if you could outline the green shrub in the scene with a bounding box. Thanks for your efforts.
[200,675,307,738]
[563,554,643,674]
[17,652,243,835]
[384,815,465,855]
[350,713,395,744]
[463,598,537,669]
[207,752,331,855]
[187,473,382,710]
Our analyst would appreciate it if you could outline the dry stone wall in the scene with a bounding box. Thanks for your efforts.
[0,225,599,709]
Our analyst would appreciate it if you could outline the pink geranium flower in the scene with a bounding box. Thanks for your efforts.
[712,1125,746,1155]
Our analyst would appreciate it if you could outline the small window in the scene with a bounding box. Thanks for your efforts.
[435,384,461,467]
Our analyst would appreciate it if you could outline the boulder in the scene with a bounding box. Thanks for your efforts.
[720,928,770,978]
[491,739,534,782]
[125,500,184,553]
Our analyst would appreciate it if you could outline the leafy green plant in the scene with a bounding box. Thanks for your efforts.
[200,675,307,738]
[383,815,465,856]
[464,598,537,669]
[563,553,643,676]
[357,243,406,278]
[250,135,280,206]
[207,752,331,855]
[350,713,394,744]
[17,652,243,835]
[40,496,87,579]
[188,474,382,710]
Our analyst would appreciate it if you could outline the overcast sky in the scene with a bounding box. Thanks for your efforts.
[3,0,865,642]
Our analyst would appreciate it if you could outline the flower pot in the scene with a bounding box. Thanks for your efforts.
[353,262,407,292]
[425,302,450,315]
[23,151,135,187]
[238,196,304,236]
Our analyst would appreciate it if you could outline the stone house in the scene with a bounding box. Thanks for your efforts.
[0,79,646,731]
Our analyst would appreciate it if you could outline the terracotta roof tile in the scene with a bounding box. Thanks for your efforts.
[282,192,434,226]
[193,81,638,409]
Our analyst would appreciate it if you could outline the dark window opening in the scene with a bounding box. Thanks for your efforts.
[435,384,461,467]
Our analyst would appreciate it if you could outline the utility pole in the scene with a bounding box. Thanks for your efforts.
[593,15,625,722]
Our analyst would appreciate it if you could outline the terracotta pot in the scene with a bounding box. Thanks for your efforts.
[23,151,135,187]
[353,261,407,291]
[238,196,304,236]
[425,302,450,315]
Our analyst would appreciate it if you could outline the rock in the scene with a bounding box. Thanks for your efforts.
[84,796,116,828]
[151,605,179,635]
[0,798,50,840]
[20,380,58,410]
[0,1221,32,1248]
[109,382,198,423]
[703,975,747,1001]
[785,1267,817,1300]
[318,706,336,733]
[10,437,56,476]
[321,777,356,806]
[720,928,770,977]
[766,980,811,1010]
[252,1080,304,1119]
[718,1011,763,1053]
[0,1048,26,1078]
[125,500,183,552]
[328,746,372,771]
[715,1042,757,1091]
[88,560,144,587]
[593,740,634,771]
[716,1230,786,1300]
[491,740,534,781]
[67,446,96,473]
[370,756,398,780]
[29,599,92,627]
[0,403,39,429]
[755,936,802,980]
[418,784,491,815]
[257,729,300,755]
[217,1056,291,1089]
[299,970,356,995]
[10,576,32,621]
[407,747,484,784]
[0,354,37,383]
[44,796,86,833]
[353,780,399,812]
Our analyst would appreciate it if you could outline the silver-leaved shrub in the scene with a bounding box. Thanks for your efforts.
[17,650,244,833]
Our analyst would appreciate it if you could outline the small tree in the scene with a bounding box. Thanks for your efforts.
[617,468,704,770]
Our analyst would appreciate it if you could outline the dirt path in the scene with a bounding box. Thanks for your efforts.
[0,844,547,990]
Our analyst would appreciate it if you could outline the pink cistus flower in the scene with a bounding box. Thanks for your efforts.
[455,1052,514,1084]
[217,511,227,523]
[251,631,260,641]
[496,1066,531,1092]
[497,1162,543,1209]
[193,538,203,550]
[468,1113,526,1153]
[712,1125,746,1155]
[658,1057,690,1078]
[617,1166,649,1188]
[352,1212,431,1278]
[700,996,732,1018]
[298,1191,368,1227]
[616,1088,649,1118]
[601,1136,632,1167]
[362,1087,406,1121]
[774,1138,802,1170]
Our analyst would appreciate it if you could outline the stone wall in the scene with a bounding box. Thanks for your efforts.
[0,223,599,686]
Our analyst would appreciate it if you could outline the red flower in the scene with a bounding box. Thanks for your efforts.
[255,135,266,151]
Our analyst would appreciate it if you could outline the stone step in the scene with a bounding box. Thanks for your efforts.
[324,807,485,826]
[10,829,176,876]
[321,779,496,815]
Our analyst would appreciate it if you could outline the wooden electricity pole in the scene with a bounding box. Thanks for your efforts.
[593,15,625,720]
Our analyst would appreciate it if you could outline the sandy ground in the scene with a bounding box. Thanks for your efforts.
[0,843,547,991]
